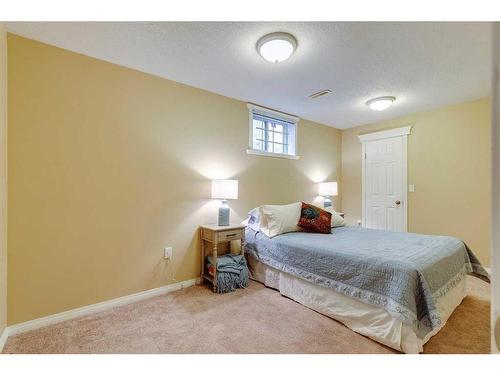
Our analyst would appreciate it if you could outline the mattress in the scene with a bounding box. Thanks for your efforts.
[248,255,467,353]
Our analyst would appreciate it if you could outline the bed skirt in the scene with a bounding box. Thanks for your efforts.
[247,255,467,353]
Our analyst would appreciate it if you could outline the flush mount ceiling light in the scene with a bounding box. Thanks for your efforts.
[257,32,297,63]
[366,96,396,111]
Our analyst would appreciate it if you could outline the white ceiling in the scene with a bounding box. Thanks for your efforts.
[5,22,492,129]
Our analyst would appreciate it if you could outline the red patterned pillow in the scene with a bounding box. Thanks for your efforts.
[298,202,332,234]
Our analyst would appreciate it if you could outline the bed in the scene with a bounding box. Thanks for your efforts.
[244,225,489,353]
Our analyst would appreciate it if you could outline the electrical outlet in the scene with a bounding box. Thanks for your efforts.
[164,247,173,260]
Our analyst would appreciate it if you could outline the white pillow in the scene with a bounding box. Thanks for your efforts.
[242,207,261,232]
[259,202,301,238]
[324,207,346,227]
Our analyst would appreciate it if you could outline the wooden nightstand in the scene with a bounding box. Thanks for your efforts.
[199,224,246,293]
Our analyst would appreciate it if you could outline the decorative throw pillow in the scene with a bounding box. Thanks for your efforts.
[298,202,332,234]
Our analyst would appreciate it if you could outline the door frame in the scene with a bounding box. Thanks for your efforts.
[359,126,412,232]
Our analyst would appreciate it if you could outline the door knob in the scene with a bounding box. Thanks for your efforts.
[395,200,401,206]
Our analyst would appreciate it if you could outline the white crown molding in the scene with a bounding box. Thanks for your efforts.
[358,125,412,142]
[0,327,8,353]
[6,277,200,337]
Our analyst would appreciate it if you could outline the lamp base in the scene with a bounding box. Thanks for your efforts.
[218,200,230,226]
[323,197,332,208]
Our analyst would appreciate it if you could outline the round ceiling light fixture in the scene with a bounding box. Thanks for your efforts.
[257,32,297,63]
[366,96,396,111]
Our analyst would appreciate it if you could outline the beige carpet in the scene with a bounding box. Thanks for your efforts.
[2,276,490,354]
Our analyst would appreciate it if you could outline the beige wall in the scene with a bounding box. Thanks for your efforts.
[342,98,491,266]
[7,34,342,325]
[0,23,7,336]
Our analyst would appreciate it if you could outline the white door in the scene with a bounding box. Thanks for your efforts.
[361,127,410,232]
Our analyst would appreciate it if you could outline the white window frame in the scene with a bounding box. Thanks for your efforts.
[246,103,300,160]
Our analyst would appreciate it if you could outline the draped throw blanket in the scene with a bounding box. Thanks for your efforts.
[207,254,249,293]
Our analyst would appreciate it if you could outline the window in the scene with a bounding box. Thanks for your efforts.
[247,104,299,159]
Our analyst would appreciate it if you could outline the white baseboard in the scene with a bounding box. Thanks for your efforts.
[6,277,200,337]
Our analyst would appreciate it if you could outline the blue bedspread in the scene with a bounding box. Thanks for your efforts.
[244,226,489,338]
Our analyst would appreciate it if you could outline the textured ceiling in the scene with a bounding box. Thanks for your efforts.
[5,22,492,129]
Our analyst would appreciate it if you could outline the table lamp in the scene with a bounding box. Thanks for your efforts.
[211,179,238,226]
[318,181,338,208]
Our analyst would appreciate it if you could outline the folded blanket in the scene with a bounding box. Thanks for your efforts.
[207,254,249,293]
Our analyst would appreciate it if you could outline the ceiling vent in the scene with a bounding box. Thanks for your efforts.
[308,89,332,99]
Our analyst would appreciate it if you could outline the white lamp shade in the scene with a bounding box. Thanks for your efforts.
[318,181,338,196]
[211,179,238,200]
